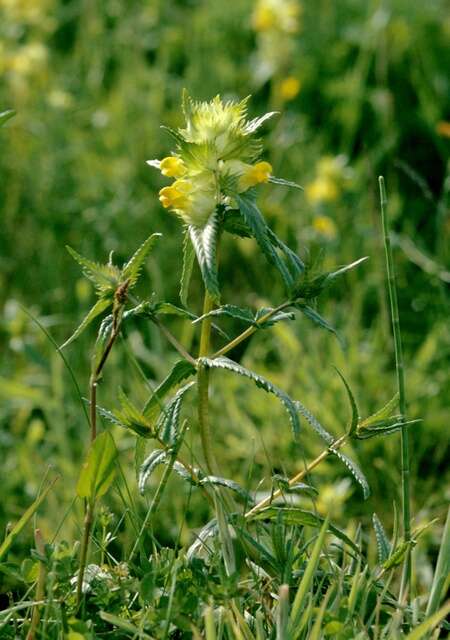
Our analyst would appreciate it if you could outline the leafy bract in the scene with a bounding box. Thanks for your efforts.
[199,356,300,439]
[189,210,221,302]
[121,233,161,288]
[76,432,117,502]
[61,298,112,350]
[180,228,195,307]
[291,257,368,300]
[143,360,196,422]
[372,513,391,564]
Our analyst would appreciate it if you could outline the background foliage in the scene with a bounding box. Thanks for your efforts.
[0,0,449,616]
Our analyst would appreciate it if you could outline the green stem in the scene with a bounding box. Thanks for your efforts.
[245,434,347,519]
[213,301,291,359]
[76,501,94,608]
[26,529,46,640]
[198,291,219,475]
[379,176,411,601]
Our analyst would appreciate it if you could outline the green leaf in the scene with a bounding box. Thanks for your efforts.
[189,210,221,302]
[121,233,161,288]
[404,601,450,640]
[249,507,358,553]
[156,381,195,445]
[291,257,368,300]
[0,110,15,127]
[289,517,329,634]
[268,176,303,190]
[222,210,253,238]
[254,307,295,327]
[426,507,450,617]
[112,389,154,438]
[356,417,421,440]
[359,393,399,428]
[293,303,339,339]
[295,400,334,445]
[76,432,117,502]
[372,513,391,563]
[334,367,359,436]
[193,304,254,326]
[0,479,57,562]
[334,450,370,499]
[236,193,294,291]
[180,228,196,307]
[66,245,120,295]
[143,360,196,421]
[199,476,253,502]
[138,450,195,494]
[324,257,369,284]
[199,357,300,439]
[60,297,112,350]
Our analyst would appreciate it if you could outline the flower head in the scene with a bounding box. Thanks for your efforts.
[148,93,276,226]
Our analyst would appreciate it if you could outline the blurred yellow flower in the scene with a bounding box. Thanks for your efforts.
[159,156,187,178]
[316,479,352,518]
[436,121,450,138]
[239,161,272,190]
[8,42,47,76]
[252,0,301,34]
[279,76,301,101]
[312,215,337,239]
[305,177,339,204]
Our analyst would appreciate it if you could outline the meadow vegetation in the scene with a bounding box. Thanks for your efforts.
[0,0,449,638]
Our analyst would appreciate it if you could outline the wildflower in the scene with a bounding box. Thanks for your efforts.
[312,215,337,239]
[278,76,301,101]
[238,161,272,191]
[305,177,339,204]
[159,156,187,178]
[148,93,276,227]
[252,0,301,34]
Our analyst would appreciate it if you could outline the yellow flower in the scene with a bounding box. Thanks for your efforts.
[305,177,339,204]
[159,156,186,178]
[239,161,272,191]
[312,215,337,239]
[252,4,277,31]
[252,0,301,34]
[279,76,301,101]
[159,180,192,210]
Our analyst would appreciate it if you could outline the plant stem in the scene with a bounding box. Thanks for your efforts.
[212,301,292,359]
[245,435,347,519]
[153,316,197,365]
[76,501,94,608]
[198,291,219,474]
[379,176,411,600]
[26,529,46,640]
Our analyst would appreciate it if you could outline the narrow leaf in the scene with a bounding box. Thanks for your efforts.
[236,194,293,291]
[180,229,195,307]
[199,357,300,439]
[359,393,399,428]
[0,110,15,127]
[334,450,370,499]
[372,513,391,563]
[189,210,221,302]
[143,360,196,421]
[199,476,253,502]
[60,297,112,349]
[156,381,195,445]
[334,367,359,436]
[66,246,119,294]
[269,176,303,190]
[294,303,339,339]
[121,233,161,288]
[76,432,117,501]
[404,601,450,640]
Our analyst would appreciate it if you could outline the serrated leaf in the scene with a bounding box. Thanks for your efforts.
[199,476,253,502]
[143,360,196,421]
[372,513,391,563]
[254,307,295,327]
[61,297,112,349]
[334,367,359,436]
[189,210,221,302]
[295,400,335,445]
[156,381,195,445]
[324,257,369,284]
[199,357,300,439]
[267,228,305,278]
[76,432,117,502]
[180,228,195,307]
[0,110,15,127]
[236,194,294,292]
[193,304,254,325]
[269,176,303,190]
[359,393,399,428]
[138,450,196,494]
[66,246,120,295]
[357,418,421,440]
[222,210,253,238]
[112,389,154,438]
[121,233,161,288]
[293,303,339,339]
[249,507,358,553]
[334,450,370,499]
[291,257,367,300]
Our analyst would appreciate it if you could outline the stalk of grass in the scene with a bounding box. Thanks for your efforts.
[378,176,412,600]
[25,529,46,640]
[425,506,450,617]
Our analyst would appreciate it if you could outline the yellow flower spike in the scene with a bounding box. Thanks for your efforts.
[159,156,187,178]
[239,161,273,191]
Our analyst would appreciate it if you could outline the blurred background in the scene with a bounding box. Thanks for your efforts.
[0,0,449,596]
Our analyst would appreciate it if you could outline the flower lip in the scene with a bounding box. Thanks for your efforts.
[159,156,187,178]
